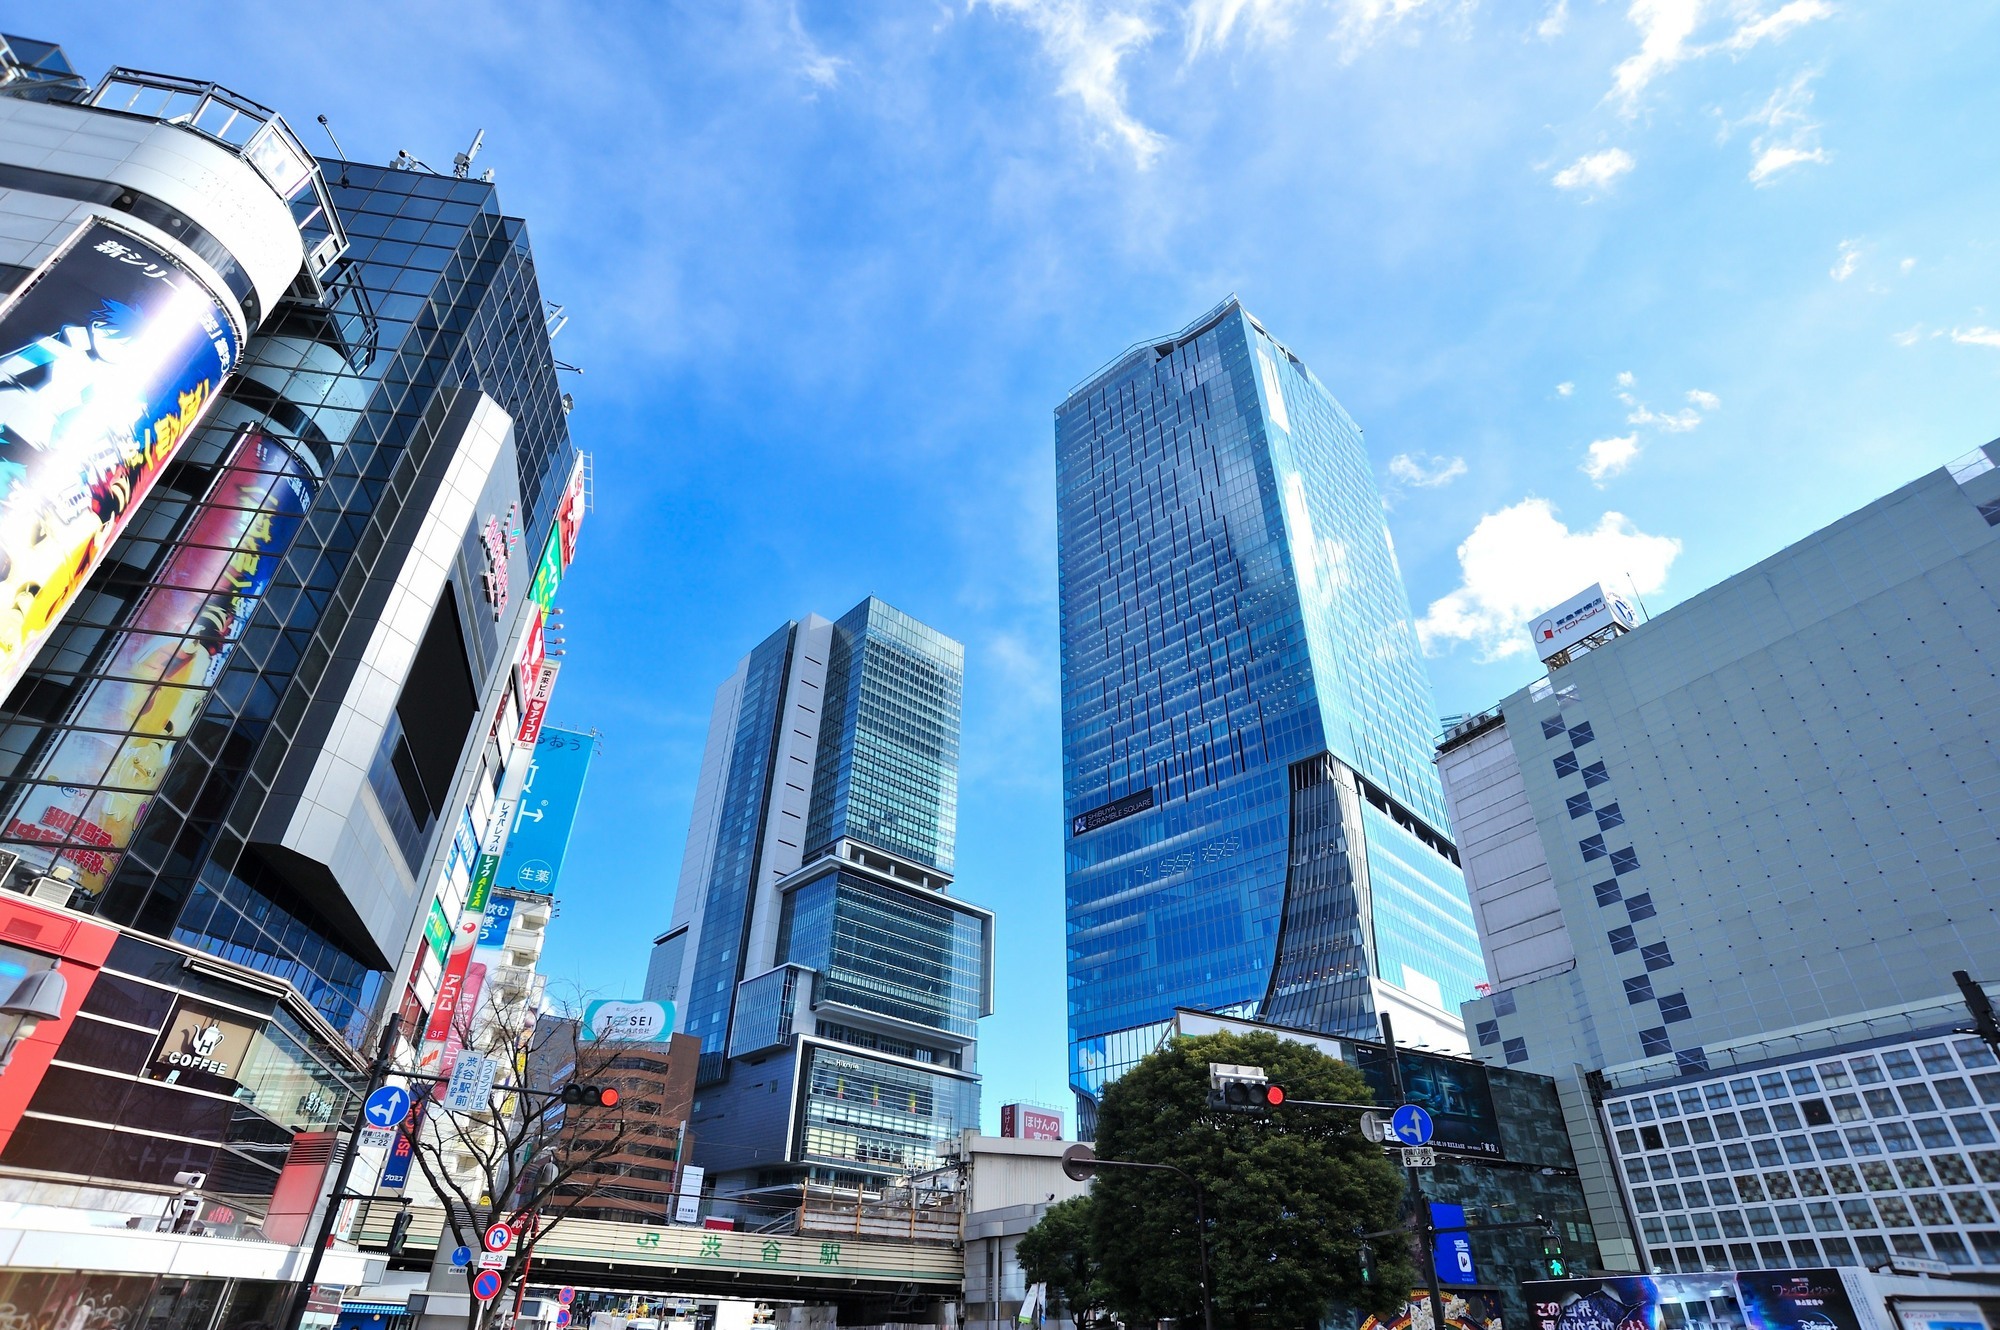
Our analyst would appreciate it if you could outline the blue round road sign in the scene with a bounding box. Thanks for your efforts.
[450,1246,473,1268]
[558,1289,576,1306]
[472,1270,504,1302]
[363,1085,412,1130]
[1390,1104,1435,1146]
[557,1313,571,1327]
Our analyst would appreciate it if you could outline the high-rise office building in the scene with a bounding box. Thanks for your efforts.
[1057,297,1483,1132]
[0,29,581,1290]
[648,597,991,1195]
[1439,442,2000,1274]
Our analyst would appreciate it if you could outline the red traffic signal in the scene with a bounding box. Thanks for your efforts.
[559,1083,622,1108]
[1264,1083,1286,1106]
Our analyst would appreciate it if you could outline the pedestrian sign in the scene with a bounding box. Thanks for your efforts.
[363,1085,412,1130]
[451,1246,473,1268]
[1389,1104,1434,1146]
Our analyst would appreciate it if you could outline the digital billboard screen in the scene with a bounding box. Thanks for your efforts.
[0,217,242,707]
[1356,1044,1505,1158]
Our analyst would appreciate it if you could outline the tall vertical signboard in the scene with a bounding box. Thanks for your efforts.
[494,727,595,894]
[0,218,244,705]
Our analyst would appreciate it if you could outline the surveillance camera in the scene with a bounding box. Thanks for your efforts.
[173,1171,207,1188]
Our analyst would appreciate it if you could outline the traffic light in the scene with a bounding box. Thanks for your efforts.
[1955,971,2000,1052]
[1208,1062,1285,1111]
[1357,1240,1377,1285]
[560,1083,622,1108]
[388,1204,414,1256]
[1541,1224,1566,1278]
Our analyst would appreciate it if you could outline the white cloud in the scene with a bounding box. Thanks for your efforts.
[1686,388,1720,410]
[1608,0,1834,110]
[1900,257,1917,274]
[1416,498,1681,660]
[1552,147,1635,192]
[1329,0,1449,55]
[1388,451,1469,488]
[1892,324,1925,347]
[1616,370,1636,387]
[1830,239,1860,281]
[1185,0,1299,57]
[786,4,849,90]
[1538,0,1570,39]
[1954,327,2000,349]
[1741,71,1828,184]
[1556,381,1576,397]
[981,0,1169,168]
[1582,433,1642,483]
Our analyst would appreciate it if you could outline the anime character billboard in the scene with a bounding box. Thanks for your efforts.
[0,217,242,707]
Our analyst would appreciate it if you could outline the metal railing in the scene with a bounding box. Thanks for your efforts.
[85,68,348,294]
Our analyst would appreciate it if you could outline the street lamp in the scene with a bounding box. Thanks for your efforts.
[1062,1144,1214,1330]
[0,968,66,1072]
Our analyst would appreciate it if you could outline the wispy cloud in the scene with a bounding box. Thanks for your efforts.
[1830,239,1860,281]
[1552,147,1635,193]
[1741,70,1828,183]
[789,4,850,89]
[1686,388,1720,410]
[1892,325,1926,347]
[1582,434,1642,483]
[1537,0,1570,39]
[1388,451,1469,488]
[1609,0,1834,112]
[1184,0,1299,58]
[1616,377,1713,432]
[1954,327,2000,349]
[1417,498,1681,660]
[1556,381,1576,396]
[981,0,1168,168]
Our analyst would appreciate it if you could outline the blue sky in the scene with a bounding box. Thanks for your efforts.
[39,0,2000,1126]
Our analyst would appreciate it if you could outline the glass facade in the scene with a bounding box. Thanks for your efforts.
[780,870,988,1039]
[805,597,962,872]
[1058,298,1481,1118]
[796,1042,980,1178]
[1604,1033,2000,1273]
[0,161,574,1043]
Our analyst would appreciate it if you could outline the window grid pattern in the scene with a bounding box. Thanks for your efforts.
[0,163,574,1043]
[1607,1034,2000,1273]
[796,1044,979,1181]
[780,870,987,1038]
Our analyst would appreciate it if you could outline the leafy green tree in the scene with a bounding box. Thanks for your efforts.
[1017,1195,1107,1327]
[1090,1031,1414,1329]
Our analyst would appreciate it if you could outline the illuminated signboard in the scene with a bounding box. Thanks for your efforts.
[0,218,243,707]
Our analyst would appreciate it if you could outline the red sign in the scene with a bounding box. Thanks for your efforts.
[420,918,481,1050]
[472,1270,503,1302]
[1000,1103,1064,1141]
[485,1221,515,1252]
[516,662,561,747]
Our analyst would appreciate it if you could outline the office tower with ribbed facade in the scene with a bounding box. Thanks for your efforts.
[1057,297,1484,1133]
[647,596,991,1196]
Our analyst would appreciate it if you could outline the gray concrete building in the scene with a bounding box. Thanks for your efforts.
[1438,441,2000,1277]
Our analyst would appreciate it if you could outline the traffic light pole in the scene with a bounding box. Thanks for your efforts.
[1061,1148,1213,1330]
[1379,1012,1448,1330]
[284,1013,402,1330]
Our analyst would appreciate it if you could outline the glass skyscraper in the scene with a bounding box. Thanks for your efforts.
[1058,297,1483,1130]
[648,596,990,1194]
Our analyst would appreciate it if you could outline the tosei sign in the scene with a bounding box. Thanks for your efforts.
[1529,583,1636,664]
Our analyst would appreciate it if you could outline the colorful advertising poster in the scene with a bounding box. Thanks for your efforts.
[493,727,594,895]
[1356,1046,1505,1158]
[1430,1202,1476,1286]
[0,218,242,707]
[0,426,313,894]
[419,915,482,1065]
[580,998,673,1042]
[1000,1104,1064,1140]
[517,661,561,746]
[475,895,515,949]
[1734,1271,1865,1330]
[1361,1289,1504,1330]
[434,960,487,1094]
[1527,1277,1661,1330]
[379,1097,424,1192]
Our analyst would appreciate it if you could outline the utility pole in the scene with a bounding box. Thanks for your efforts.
[1379,1012,1447,1330]
[285,1013,403,1330]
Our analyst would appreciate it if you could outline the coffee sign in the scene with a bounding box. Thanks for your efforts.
[149,1000,257,1083]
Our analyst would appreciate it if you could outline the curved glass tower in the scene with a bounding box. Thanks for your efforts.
[1058,298,1484,1132]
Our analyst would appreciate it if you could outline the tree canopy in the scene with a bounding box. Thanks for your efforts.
[1015,1194,1105,1327]
[1073,1030,1414,1329]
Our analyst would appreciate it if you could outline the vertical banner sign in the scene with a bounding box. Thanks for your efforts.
[418,916,481,1077]
[494,727,595,894]
[0,426,313,895]
[0,218,243,706]
[475,895,516,949]
[379,1098,424,1192]
[435,961,488,1089]
[516,662,561,746]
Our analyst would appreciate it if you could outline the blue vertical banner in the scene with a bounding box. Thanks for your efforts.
[1429,1202,1476,1286]
[494,727,594,894]
[476,896,516,949]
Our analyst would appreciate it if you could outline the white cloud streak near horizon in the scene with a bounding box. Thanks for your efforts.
[1609,0,1835,113]
[1389,451,1469,487]
[1552,147,1635,192]
[1417,498,1682,660]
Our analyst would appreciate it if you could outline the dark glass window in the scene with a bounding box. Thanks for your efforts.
[1627,893,1658,921]
[1642,941,1675,970]
[1612,846,1641,874]
[1596,802,1625,830]
[1659,994,1693,1023]
[1626,975,1655,1004]
[1554,751,1579,778]
[1580,834,1607,860]
[1567,793,1593,819]
[1503,1037,1528,1065]
[1609,925,1638,953]
[1541,716,1567,739]
[1582,761,1611,787]
[1979,499,2000,526]
[1641,1027,1672,1056]
[1475,1019,1500,1047]
[1568,722,1595,745]
[1676,1048,1710,1075]
[1594,879,1622,906]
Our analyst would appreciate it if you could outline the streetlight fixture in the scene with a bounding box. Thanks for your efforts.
[0,967,67,1071]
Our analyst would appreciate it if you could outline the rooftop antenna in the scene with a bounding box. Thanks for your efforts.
[453,128,485,179]
[1625,572,1651,621]
[544,302,569,340]
[391,150,437,173]
[314,115,351,186]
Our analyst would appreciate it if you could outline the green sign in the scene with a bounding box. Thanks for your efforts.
[424,899,452,963]
[466,853,501,915]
